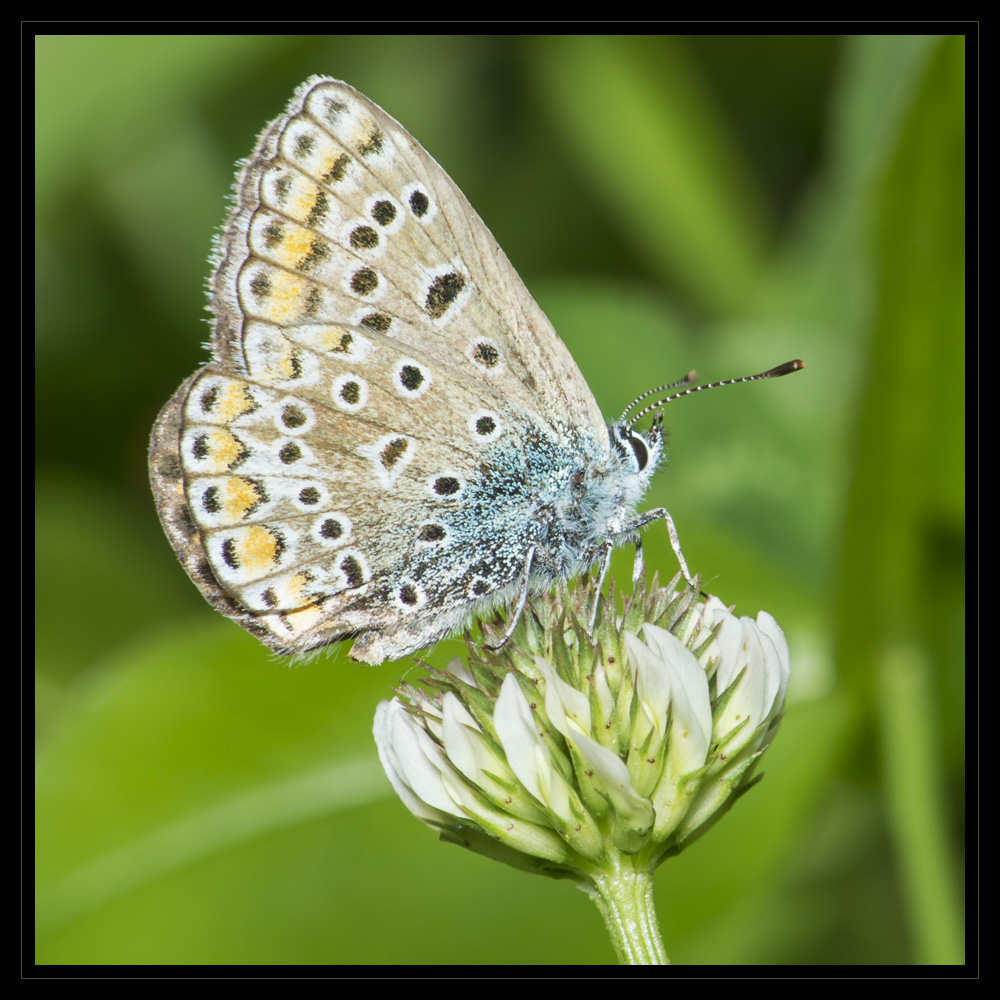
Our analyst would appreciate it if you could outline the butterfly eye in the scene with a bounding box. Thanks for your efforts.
[627,433,649,471]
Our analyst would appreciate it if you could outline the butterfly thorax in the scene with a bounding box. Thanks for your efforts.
[485,416,664,585]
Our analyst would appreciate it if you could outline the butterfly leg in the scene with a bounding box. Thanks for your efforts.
[484,544,537,651]
[587,540,614,633]
[632,535,646,586]
[622,507,695,588]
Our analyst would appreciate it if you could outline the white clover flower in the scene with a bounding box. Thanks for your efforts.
[374,573,790,963]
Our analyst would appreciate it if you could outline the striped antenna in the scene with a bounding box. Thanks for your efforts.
[618,371,699,424]
[625,360,806,434]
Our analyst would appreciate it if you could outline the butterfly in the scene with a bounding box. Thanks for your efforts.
[149,76,803,665]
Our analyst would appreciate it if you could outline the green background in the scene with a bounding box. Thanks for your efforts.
[35,34,965,966]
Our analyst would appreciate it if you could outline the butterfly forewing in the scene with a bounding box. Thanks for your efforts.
[214,78,603,426]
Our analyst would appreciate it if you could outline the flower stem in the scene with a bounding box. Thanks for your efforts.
[586,860,669,965]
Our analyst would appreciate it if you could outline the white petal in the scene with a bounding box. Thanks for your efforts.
[632,626,673,730]
[373,701,456,823]
[572,730,653,832]
[685,595,727,651]
[736,620,767,720]
[494,675,572,820]
[624,630,670,745]
[412,692,445,741]
[653,629,712,774]
[742,615,780,718]
[444,655,476,687]
[441,692,493,784]
[711,604,743,693]
[535,656,591,739]
[756,611,790,712]
[715,615,785,749]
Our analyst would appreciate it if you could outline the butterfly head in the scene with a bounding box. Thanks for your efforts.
[607,411,665,505]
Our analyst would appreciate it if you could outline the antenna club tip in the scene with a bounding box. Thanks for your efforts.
[769,359,806,377]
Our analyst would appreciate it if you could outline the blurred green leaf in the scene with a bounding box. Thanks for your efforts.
[535,35,770,315]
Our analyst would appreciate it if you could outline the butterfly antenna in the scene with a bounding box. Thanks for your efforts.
[618,371,699,424]
[625,359,805,434]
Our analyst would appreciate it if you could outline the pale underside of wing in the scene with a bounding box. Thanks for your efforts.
[171,324,598,656]
[212,76,605,434]
[155,77,615,660]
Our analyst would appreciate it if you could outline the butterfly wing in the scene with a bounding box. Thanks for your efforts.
[150,77,607,662]
[214,77,604,429]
